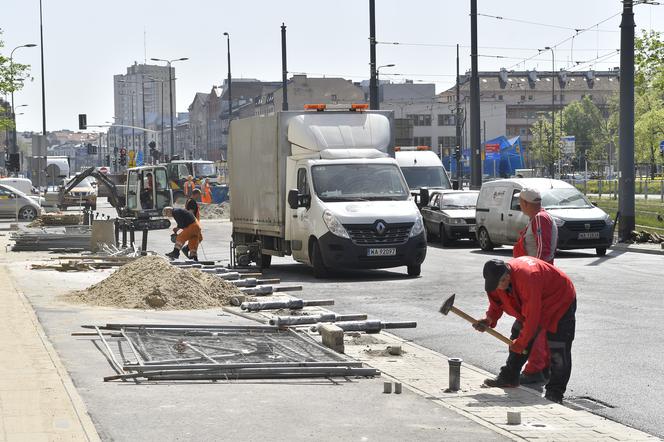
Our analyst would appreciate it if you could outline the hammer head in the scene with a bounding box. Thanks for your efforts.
[439,294,456,315]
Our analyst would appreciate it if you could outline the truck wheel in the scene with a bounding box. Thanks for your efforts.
[260,254,272,269]
[595,247,607,257]
[439,224,452,247]
[477,227,494,251]
[407,264,421,277]
[311,240,328,278]
[19,206,38,221]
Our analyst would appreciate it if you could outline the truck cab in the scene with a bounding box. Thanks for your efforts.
[125,166,173,218]
[395,146,452,192]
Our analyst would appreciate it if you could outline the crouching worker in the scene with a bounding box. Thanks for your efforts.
[162,206,202,261]
[474,257,576,404]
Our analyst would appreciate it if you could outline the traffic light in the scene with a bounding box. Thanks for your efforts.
[86,143,93,155]
[119,148,127,166]
[7,153,20,172]
[78,114,87,130]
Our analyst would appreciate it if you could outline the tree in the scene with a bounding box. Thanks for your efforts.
[634,30,664,178]
[0,29,32,131]
[529,115,558,177]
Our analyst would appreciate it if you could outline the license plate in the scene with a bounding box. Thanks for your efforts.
[367,248,397,257]
[578,231,600,240]
[468,225,476,233]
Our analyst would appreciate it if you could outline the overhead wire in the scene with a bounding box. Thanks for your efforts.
[477,13,619,33]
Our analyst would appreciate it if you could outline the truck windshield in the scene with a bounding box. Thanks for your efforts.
[194,163,216,177]
[400,166,451,190]
[311,164,409,202]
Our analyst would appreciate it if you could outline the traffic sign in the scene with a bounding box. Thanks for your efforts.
[659,140,664,154]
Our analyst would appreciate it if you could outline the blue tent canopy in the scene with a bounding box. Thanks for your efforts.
[441,135,525,178]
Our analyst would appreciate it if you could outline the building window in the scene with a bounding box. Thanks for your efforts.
[520,95,526,101]
[407,114,432,126]
[437,136,457,148]
[528,95,533,101]
[437,114,456,126]
[498,95,503,100]
[413,136,432,146]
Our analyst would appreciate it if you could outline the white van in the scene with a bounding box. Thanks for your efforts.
[475,178,614,256]
[395,147,452,192]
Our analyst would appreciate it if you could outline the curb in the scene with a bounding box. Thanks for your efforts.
[611,243,664,256]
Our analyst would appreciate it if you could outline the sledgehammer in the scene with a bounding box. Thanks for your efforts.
[439,294,517,349]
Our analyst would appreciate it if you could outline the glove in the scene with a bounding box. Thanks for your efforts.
[473,318,490,332]
[172,227,178,234]
[509,339,527,354]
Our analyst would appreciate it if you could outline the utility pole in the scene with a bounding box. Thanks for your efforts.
[369,0,378,110]
[469,0,482,189]
[281,23,289,111]
[618,0,636,240]
[455,44,462,188]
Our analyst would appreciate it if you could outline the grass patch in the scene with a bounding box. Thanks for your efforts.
[591,196,664,233]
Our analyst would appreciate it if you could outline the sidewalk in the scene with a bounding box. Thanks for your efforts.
[611,241,664,256]
[344,332,658,441]
[0,263,99,441]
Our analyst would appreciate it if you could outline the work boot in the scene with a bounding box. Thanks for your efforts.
[483,375,519,388]
[181,245,190,258]
[544,392,563,404]
[520,370,548,384]
[165,248,180,260]
[189,254,198,262]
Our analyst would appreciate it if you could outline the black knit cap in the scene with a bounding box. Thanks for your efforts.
[483,259,508,292]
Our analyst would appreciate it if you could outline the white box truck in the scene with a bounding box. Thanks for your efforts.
[229,106,427,277]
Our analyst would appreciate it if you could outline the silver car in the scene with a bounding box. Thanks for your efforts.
[0,184,42,220]
[421,190,480,246]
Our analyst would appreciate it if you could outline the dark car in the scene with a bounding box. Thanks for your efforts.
[421,190,479,246]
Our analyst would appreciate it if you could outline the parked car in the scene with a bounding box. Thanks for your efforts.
[58,176,97,210]
[421,190,480,246]
[0,183,43,220]
[475,178,614,256]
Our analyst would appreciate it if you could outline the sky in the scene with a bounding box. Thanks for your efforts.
[3,0,663,132]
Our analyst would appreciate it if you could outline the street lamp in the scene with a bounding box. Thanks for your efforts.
[223,33,232,120]
[375,64,395,110]
[151,57,188,158]
[9,44,37,169]
[540,46,556,178]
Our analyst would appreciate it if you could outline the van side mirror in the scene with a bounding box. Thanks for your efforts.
[420,187,430,207]
[452,180,460,190]
[288,189,300,209]
[591,201,598,206]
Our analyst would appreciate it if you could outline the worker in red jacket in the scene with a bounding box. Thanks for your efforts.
[512,188,559,384]
[474,257,576,404]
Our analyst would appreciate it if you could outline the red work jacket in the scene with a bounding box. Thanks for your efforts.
[485,256,576,352]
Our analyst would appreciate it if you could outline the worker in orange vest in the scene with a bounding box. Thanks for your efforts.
[183,175,195,198]
[201,179,213,204]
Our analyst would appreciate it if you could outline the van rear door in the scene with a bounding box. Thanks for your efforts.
[506,187,528,243]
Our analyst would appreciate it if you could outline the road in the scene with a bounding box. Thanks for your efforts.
[94,199,664,438]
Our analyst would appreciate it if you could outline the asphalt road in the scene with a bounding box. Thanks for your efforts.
[96,200,664,437]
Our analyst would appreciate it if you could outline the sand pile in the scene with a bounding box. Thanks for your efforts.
[65,255,242,310]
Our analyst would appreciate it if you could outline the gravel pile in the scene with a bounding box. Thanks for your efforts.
[199,202,230,219]
[28,213,83,227]
[65,255,242,310]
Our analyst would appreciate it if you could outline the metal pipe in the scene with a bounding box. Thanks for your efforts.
[448,357,462,391]
[123,361,363,371]
[270,313,368,327]
[241,298,335,312]
[281,23,288,111]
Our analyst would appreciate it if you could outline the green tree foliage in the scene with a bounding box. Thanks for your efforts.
[529,116,558,177]
[0,29,32,131]
[634,30,664,178]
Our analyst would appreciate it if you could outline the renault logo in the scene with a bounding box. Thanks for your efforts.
[374,220,387,235]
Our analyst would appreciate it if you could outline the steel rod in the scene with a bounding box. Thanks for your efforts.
[122,361,361,371]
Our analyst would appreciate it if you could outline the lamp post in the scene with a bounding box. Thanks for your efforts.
[151,57,188,159]
[223,33,232,120]
[542,46,556,178]
[9,44,37,167]
[375,64,395,110]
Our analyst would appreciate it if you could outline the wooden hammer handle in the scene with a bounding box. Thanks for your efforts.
[450,306,514,346]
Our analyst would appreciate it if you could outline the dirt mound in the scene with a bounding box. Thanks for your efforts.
[65,255,242,310]
[199,202,230,219]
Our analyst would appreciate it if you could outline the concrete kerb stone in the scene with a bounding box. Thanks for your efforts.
[611,242,664,256]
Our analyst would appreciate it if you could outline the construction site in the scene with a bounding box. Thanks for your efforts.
[0,184,661,441]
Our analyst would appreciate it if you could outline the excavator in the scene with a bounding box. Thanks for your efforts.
[59,166,172,251]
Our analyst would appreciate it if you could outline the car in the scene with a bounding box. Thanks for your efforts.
[475,178,614,256]
[58,176,98,210]
[0,183,43,221]
[421,189,480,246]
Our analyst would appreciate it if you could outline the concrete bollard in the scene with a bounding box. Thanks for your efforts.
[507,411,521,425]
[318,324,345,354]
[387,345,402,356]
[394,382,402,394]
[448,358,462,392]
[383,382,392,394]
